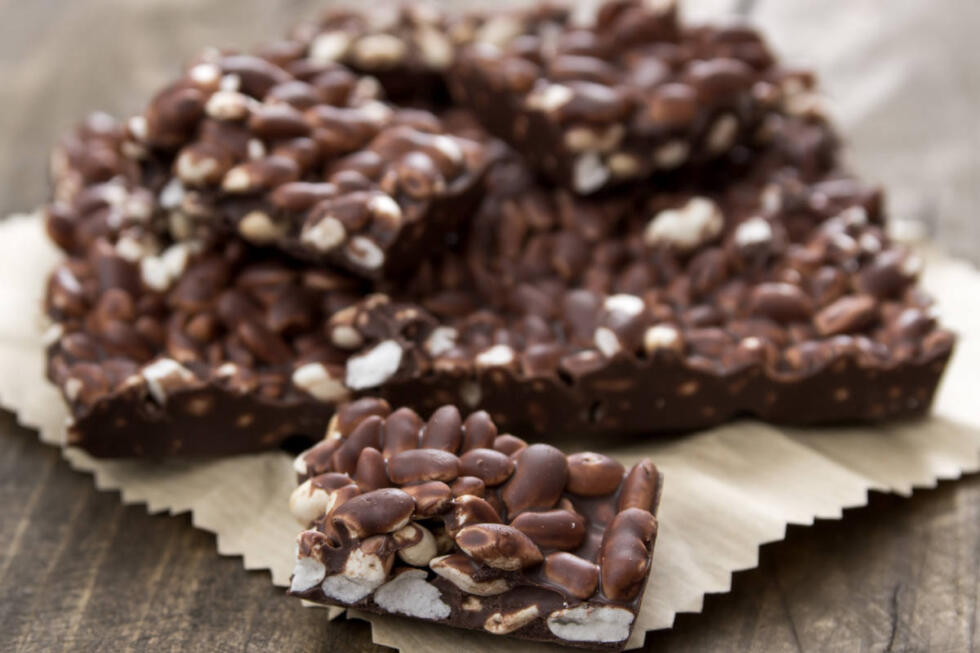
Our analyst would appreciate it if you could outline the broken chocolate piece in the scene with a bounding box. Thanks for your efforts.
[449,0,832,194]
[286,2,571,105]
[44,131,953,457]
[42,2,952,459]
[289,405,663,650]
[45,53,492,281]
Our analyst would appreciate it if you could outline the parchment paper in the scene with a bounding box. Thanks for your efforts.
[2,0,980,649]
[0,211,978,652]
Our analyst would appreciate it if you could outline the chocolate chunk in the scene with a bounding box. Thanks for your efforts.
[44,137,953,456]
[47,55,493,281]
[43,2,951,459]
[289,405,663,650]
[448,0,832,194]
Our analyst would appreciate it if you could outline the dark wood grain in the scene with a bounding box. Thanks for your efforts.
[0,1,978,651]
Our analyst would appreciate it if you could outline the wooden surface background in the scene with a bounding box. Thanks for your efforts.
[0,1,978,651]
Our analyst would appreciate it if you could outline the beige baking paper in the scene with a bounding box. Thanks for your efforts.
[0,212,978,652]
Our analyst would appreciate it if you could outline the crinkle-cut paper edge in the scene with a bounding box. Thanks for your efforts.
[0,213,978,652]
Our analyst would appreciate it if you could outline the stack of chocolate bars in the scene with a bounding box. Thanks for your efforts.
[40,0,954,648]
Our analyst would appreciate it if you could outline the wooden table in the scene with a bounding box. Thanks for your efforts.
[2,412,977,652]
[1,1,977,651]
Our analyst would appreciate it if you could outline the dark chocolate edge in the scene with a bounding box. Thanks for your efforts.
[56,341,952,458]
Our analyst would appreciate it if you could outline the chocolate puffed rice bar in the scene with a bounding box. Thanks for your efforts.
[43,122,953,457]
[449,0,831,194]
[45,51,492,280]
[289,400,662,650]
[282,2,571,106]
[41,0,953,459]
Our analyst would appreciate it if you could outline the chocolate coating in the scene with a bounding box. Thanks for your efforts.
[43,2,952,460]
[448,0,829,195]
[289,405,663,650]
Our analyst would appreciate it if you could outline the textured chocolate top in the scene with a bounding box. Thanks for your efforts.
[279,3,571,105]
[45,51,491,280]
[289,400,662,648]
[449,0,830,193]
[44,121,953,432]
[335,155,951,386]
[41,1,954,457]
[44,0,578,272]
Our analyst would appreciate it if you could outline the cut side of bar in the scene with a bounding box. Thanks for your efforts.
[288,401,663,651]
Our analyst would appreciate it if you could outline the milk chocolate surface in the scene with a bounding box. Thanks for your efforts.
[288,402,663,650]
[46,55,492,280]
[42,1,953,458]
[448,0,832,195]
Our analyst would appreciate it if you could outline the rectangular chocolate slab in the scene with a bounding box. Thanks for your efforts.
[44,112,952,458]
[288,401,664,651]
[448,0,831,194]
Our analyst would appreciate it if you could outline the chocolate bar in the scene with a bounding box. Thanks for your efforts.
[286,4,458,106]
[278,3,571,106]
[372,157,953,432]
[288,401,663,651]
[45,52,492,280]
[449,0,831,194]
[44,127,953,457]
[41,0,953,458]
